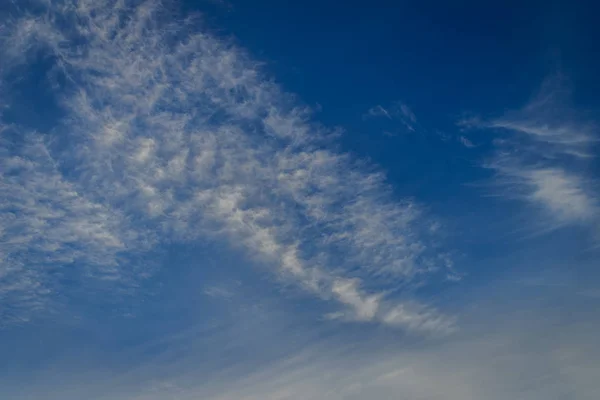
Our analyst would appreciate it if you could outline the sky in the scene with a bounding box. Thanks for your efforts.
[0,0,599,399]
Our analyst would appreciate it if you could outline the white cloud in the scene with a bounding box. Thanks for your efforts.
[468,75,600,239]
[0,133,152,324]
[525,168,596,222]
[330,278,381,321]
[0,0,453,332]
[488,160,598,225]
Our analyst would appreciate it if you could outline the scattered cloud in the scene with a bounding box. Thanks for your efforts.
[0,0,453,332]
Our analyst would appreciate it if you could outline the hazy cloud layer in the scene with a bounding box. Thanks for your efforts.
[3,290,598,400]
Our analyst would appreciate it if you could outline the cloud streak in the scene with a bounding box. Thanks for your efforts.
[0,0,453,332]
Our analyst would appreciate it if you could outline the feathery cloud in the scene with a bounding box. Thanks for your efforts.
[0,0,453,332]
[0,133,152,324]
[465,74,599,239]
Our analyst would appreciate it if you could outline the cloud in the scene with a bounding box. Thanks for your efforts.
[0,133,152,325]
[0,0,453,332]
[488,160,598,225]
[364,105,392,120]
[465,74,600,240]
[459,136,476,148]
[488,74,598,158]
[398,102,417,124]
[330,278,381,321]
[364,101,418,132]
[522,168,596,222]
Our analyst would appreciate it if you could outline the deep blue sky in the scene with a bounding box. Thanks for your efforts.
[198,0,600,112]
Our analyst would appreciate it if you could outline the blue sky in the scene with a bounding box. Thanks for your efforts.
[1,0,599,399]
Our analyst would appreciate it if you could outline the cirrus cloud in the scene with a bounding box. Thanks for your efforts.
[0,0,454,333]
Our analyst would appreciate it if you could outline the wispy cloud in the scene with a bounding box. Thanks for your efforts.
[196,330,599,400]
[459,136,476,148]
[488,75,598,158]
[399,103,417,124]
[0,0,453,332]
[489,163,597,224]
[365,105,393,120]
[364,101,418,132]
[0,133,152,324]
[464,74,600,240]
[6,293,598,400]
